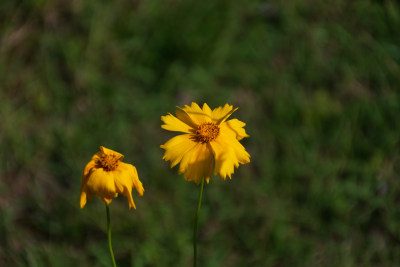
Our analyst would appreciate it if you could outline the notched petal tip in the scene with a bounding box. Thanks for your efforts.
[113,163,144,209]
[219,107,238,124]
[134,183,145,196]
[211,104,238,125]
[124,189,137,210]
[160,134,197,169]
[223,119,250,140]
[179,103,212,125]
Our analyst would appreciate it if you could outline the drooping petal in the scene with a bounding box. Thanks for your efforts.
[161,112,194,133]
[178,143,214,184]
[130,164,145,196]
[180,102,212,125]
[211,104,238,125]
[85,168,118,200]
[80,160,98,209]
[79,189,87,208]
[113,163,144,209]
[81,161,96,198]
[100,146,124,160]
[160,134,198,168]
[113,164,133,192]
[82,159,97,180]
[222,119,250,140]
[210,130,250,179]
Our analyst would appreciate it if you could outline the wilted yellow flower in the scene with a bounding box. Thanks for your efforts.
[160,102,250,184]
[80,146,144,209]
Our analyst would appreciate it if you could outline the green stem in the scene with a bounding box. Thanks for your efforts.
[193,178,205,267]
[106,204,117,267]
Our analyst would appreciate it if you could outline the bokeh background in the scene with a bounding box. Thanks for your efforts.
[1,0,400,266]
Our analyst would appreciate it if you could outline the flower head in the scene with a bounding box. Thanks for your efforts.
[160,102,250,184]
[80,146,144,209]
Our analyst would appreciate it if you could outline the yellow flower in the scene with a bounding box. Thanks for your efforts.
[80,146,144,209]
[160,102,250,184]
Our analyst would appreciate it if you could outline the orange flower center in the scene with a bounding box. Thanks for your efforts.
[195,122,220,143]
[98,154,120,171]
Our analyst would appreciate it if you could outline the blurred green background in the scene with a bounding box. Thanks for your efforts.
[1,0,400,266]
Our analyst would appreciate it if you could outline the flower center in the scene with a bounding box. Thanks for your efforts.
[98,154,120,171]
[195,122,220,143]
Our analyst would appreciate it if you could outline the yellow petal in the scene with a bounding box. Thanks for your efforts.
[80,160,98,209]
[82,159,97,181]
[178,143,214,184]
[114,163,145,209]
[202,103,212,116]
[85,168,117,201]
[130,164,145,196]
[175,109,198,129]
[160,134,198,168]
[211,104,238,124]
[161,112,194,133]
[222,119,250,140]
[79,189,87,209]
[89,151,102,162]
[113,164,133,192]
[179,102,212,125]
[100,146,124,160]
[210,130,250,180]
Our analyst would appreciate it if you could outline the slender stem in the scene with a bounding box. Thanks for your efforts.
[106,204,117,267]
[193,178,205,267]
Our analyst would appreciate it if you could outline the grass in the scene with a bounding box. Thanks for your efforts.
[1,0,400,266]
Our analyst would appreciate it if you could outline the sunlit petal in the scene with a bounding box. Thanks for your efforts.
[221,119,250,140]
[160,134,198,168]
[175,109,198,129]
[210,131,250,179]
[180,102,212,125]
[161,112,194,133]
[211,104,238,124]
[201,103,212,117]
[181,143,214,184]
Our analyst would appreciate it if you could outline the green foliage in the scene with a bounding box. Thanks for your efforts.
[1,0,400,266]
